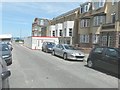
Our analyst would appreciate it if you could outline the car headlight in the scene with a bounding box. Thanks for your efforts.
[48,48,52,50]
[2,55,10,59]
[71,53,76,56]
[71,53,83,56]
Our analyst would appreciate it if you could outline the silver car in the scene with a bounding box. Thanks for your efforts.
[52,44,85,60]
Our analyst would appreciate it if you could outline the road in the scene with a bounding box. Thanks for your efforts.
[8,43,118,88]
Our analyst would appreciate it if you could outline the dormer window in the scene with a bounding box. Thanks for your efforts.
[92,0,105,10]
[80,3,91,13]
[111,13,116,23]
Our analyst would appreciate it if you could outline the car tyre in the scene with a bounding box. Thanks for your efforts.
[42,48,44,51]
[45,49,48,53]
[63,53,67,60]
[87,59,94,68]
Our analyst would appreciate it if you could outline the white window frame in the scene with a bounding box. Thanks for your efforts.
[93,16,105,26]
[69,28,72,36]
[80,19,89,28]
[80,35,89,43]
[59,30,62,36]
[93,0,105,10]
[92,34,99,44]
[102,35,107,46]
[80,3,90,13]
[84,5,88,12]
[52,31,55,36]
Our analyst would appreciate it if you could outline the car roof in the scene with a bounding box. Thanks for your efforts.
[94,46,120,52]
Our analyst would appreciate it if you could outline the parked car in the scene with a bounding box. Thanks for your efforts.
[42,42,55,53]
[1,42,13,51]
[0,43,12,66]
[52,44,85,60]
[6,42,13,51]
[0,57,11,89]
[87,46,120,75]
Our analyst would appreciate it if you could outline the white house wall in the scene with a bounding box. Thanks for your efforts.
[24,37,32,49]
[63,21,74,37]
[32,37,59,50]
[55,23,62,37]
[49,25,55,36]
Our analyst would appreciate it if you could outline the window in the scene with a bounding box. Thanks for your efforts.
[111,13,116,23]
[52,31,55,36]
[92,34,99,44]
[80,7,84,13]
[69,28,72,36]
[105,48,118,58]
[67,40,70,44]
[112,0,116,5]
[102,36,107,46]
[56,44,59,48]
[80,35,89,43]
[80,3,90,13]
[94,48,104,53]
[80,19,89,28]
[92,0,105,10]
[84,5,88,12]
[59,30,62,36]
[59,45,64,49]
[93,16,105,26]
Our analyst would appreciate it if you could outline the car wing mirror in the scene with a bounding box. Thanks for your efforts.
[1,70,11,80]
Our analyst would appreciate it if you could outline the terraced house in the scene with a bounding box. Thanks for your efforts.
[32,18,50,36]
[79,0,120,48]
[49,7,80,45]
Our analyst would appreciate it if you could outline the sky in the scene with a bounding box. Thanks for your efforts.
[1,1,87,38]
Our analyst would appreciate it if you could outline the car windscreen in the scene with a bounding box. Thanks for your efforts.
[64,45,75,50]
[0,44,9,51]
[47,43,55,48]
[116,48,120,56]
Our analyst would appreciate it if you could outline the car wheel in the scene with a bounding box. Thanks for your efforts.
[87,59,94,68]
[52,50,55,55]
[63,53,67,60]
[42,48,44,51]
[45,49,48,53]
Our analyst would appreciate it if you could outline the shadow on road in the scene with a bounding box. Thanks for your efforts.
[84,65,119,79]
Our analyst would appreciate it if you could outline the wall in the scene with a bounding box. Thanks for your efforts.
[49,25,55,36]
[63,21,74,37]
[31,36,59,50]
[24,37,32,49]
[55,23,62,37]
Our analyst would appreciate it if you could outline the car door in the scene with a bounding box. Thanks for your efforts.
[59,45,64,57]
[103,48,118,73]
[54,44,60,56]
[91,47,104,67]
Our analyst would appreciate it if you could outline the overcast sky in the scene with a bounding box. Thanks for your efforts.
[1,1,87,37]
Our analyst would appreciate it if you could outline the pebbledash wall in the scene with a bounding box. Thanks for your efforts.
[24,36,59,50]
